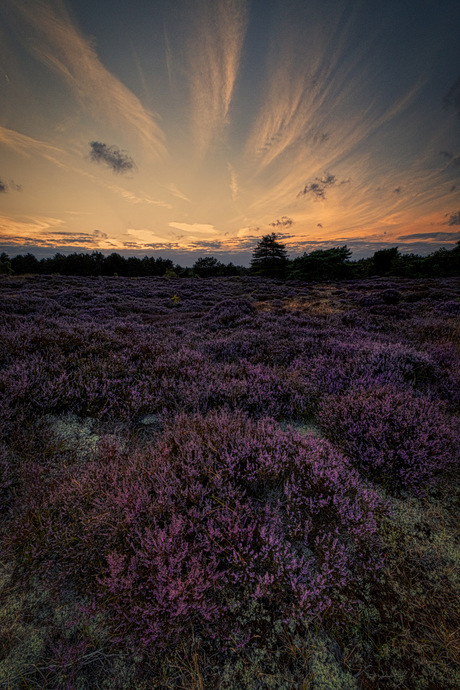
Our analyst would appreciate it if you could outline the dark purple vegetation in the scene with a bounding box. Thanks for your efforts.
[14,414,386,652]
[0,274,459,688]
[319,385,458,492]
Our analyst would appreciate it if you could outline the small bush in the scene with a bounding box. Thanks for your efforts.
[381,289,401,305]
[319,385,458,492]
[201,298,254,330]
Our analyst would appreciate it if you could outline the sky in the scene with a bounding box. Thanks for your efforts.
[1,0,460,266]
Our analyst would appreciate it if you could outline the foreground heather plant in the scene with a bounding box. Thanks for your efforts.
[1,274,458,688]
[8,411,388,655]
[319,385,459,492]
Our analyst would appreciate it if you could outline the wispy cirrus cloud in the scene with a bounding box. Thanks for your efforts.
[179,0,248,158]
[102,183,172,208]
[73,165,172,208]
[4,0,167,158]
[164,183,191,203]
[243,0,427,198]
[243,3,367,171]
[228,164,239,200]
[0,125,64,164]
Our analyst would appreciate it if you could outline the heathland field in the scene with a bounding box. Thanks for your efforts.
[0,274,459,689]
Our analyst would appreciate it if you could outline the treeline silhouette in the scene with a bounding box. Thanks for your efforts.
[0,240,459,280]
[289,243,460,280]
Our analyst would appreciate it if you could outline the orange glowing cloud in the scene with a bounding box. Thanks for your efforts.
[6,0,167,159]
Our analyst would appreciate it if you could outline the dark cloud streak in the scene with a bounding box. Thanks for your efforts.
[440,150,460,167]
[297,173,336,200]
[444,76,460,118]
[89,141,136,174]
[445,211,460,226]
[398,230,460,240]
[0,178,22,193]
[269,216,293,228]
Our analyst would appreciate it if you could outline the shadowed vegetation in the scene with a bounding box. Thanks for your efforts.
[0,274,458,688]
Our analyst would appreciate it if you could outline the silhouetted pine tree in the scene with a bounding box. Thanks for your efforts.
[250,233,290,278]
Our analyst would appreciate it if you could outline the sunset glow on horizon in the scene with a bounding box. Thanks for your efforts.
[1,0,459,265]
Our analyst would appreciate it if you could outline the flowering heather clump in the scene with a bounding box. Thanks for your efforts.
[200,297,255,330]
[300,338,444,401]
[8,411,388,654]
[0,274,459,688]
[319,385,459,492]
[204,360,309,419]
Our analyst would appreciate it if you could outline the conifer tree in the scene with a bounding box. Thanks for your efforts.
[250,233,289,277]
